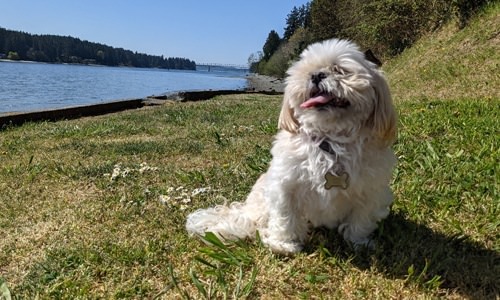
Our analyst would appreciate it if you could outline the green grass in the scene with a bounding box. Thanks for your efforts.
[0,93,498,299]
[1,5,499,299]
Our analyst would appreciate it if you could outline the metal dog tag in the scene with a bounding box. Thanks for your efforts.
[324,171,349,190]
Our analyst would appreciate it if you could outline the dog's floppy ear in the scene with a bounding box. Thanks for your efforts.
[364,49,382,67]
[367,71,397,146]
[278,91,299,133]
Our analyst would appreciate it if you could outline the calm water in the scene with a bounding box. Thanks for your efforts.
[0,60,248,113]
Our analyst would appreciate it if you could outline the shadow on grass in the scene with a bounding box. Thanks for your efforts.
[308,212,499,299]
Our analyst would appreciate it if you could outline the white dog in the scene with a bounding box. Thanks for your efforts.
[186,39,397,254]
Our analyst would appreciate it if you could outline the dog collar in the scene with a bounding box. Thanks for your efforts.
[319,140,336,155]
[317,139,350,190]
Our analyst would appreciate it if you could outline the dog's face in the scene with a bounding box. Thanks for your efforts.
[279,39,396,145]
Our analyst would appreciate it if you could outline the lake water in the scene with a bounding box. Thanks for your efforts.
[0,60,249,113]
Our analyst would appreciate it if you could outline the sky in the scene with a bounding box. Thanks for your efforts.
[0,0,309,66]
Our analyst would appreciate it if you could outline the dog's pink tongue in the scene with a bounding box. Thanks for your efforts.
[300,94,332,108]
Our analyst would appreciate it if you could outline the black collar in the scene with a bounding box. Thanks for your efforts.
[309,135,337,156]
[319,140,336,155]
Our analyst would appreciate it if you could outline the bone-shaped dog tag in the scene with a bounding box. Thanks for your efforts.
[324,172,349,190]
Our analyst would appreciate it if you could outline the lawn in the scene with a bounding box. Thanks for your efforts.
[0,93,498,299]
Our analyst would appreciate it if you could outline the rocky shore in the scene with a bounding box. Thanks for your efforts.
[146,74,284,102]
[245,74,285,93]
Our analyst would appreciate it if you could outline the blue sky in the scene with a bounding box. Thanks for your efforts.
[0,0,309,65]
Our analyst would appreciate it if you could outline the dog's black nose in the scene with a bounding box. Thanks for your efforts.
[311,72,326,85]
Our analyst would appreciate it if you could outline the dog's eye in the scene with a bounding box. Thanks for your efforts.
[332,65,345,75]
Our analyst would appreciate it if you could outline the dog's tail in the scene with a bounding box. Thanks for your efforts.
[186,176,267,241]
[185,201,259,240]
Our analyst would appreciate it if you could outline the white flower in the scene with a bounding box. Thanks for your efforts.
[191,187,212,197]
[159,186,212,209]
[139,162,158,174]
[110,164,122,181]
[159,194,171,205]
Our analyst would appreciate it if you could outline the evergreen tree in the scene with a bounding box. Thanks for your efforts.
[283,4,311,41]
[300,3,312,29]
[262,30,281,61]
[284,6,301,41]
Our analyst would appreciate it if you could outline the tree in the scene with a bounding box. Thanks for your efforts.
[284,6,301,41]
[0,27,197,70]
[262,30,281,61]
[284,4,311,41]
[300,3,312,29]
[7,51,19,60]
[309,0,341,42]
[247,51,263,72]
[96,50,105,63]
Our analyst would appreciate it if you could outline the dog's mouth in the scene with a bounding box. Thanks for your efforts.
[300,91,350,110]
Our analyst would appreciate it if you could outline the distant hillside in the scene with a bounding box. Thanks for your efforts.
[0,27,196,70]
[385,2,499,102]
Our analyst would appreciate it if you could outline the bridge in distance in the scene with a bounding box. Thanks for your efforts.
[196,63,248,71]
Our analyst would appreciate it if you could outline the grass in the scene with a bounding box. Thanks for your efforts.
[1,5,499,299]
[385,1,500,102]
[1,92,498,299]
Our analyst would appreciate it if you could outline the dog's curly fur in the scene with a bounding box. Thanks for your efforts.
[186,39,397,254]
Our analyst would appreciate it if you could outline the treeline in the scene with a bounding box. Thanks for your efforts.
[0,27,196,70]
[250,0,492,77]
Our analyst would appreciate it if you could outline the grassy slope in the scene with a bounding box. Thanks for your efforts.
[0,3,498,299]
[385,2,499,102]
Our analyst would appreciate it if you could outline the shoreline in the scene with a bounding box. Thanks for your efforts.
[0,74,284,127]
[245,74,284,93]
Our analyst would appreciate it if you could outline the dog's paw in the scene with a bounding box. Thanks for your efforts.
[352,238,376,251]
[338,223,376,250]
[262,237,303,255]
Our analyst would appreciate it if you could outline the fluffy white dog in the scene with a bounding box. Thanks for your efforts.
[186,39,397,254]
